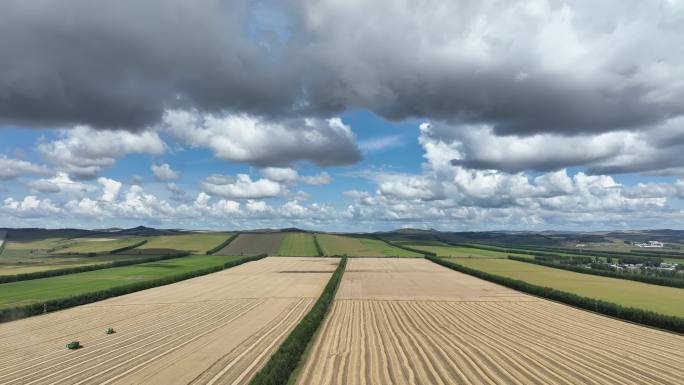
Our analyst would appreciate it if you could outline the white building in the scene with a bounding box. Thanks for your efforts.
[633,240,664,248]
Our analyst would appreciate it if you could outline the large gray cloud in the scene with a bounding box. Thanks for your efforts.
[1,0,683,139]
[0,0,304,129]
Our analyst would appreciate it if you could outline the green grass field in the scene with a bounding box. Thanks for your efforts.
[54,237,145,254]
[138,233,232,254]
[450,257,684,318]
[317,234,421,257]
[402,242,524,258]
[277,233,318,256]
[0,254,244,309]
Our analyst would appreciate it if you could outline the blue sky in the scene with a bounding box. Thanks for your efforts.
[1,1,684,231]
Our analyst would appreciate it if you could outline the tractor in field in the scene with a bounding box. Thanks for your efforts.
[66,341,82,350]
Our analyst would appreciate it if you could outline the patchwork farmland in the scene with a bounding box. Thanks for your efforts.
[2,228,683,385]
[0,257,339,385]
[0,232,157,275]
[215,233,286,256]
[317,234,422,257]
[296,258,684,385]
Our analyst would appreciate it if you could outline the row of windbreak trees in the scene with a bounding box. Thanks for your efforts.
[313,234,324,257]
[427,255,684,333]
[206,233,240,255]
[249,256,347,385]
[509,256,684,289]
[0,253,268,323]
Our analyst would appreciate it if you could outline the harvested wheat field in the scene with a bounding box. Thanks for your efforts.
[297,258,684,385]
[0,257,339,385]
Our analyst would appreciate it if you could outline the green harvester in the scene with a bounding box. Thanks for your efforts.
[66,341,82,350]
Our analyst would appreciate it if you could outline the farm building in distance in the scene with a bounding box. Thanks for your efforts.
[633,240,665,248]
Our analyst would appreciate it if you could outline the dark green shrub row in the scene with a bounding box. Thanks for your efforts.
[618,255,664,266]
[0,252,191,284]
[206,233,239,255]
[249,256,347,385]
[511,256,684,288]
[426,255,684,334]
[372,235,435,257]
[438,241,514,254]
[0,253,267,323]
[534,254,595,265]
[110,240,148,254]
[312,234,324,257]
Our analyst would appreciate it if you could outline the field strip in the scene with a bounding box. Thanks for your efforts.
[195,298,313,385]
[296,258,684,385]
[0,257,338,385]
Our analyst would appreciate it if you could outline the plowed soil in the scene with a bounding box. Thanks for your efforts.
[215,233,285,256]
[0,257,339,385]
[297,258,684,385]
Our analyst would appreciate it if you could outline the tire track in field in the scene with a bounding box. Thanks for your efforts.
[297,299,684,385]
[432,301,632,384]
[45,299,265,385]
[0,301,214,373]
[1,258,339,385]
[420,301,582,385]
[4,299,262,385]
[206,299,312,385]
[0,302,181,357]
[477,300,684,369]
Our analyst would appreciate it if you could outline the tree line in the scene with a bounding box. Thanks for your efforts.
[110,239,148,254]
[206,233,240,255]
[313,234,325,257]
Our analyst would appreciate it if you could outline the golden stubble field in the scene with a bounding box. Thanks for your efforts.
[0,257,338,385]
[297,258,684,385]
